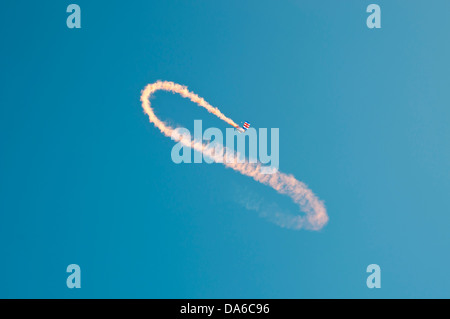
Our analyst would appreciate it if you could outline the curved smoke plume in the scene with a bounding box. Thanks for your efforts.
[140,81,328,230]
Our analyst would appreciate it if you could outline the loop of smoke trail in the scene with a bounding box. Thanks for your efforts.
[140,81,328,230]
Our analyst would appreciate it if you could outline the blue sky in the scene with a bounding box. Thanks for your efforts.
[0,1,449,298]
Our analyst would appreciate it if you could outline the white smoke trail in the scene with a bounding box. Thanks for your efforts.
[140,81,328,230]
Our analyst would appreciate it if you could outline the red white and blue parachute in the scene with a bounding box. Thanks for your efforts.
[233,121,251,133]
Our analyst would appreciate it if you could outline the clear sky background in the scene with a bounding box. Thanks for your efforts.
[0,1,449,298]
